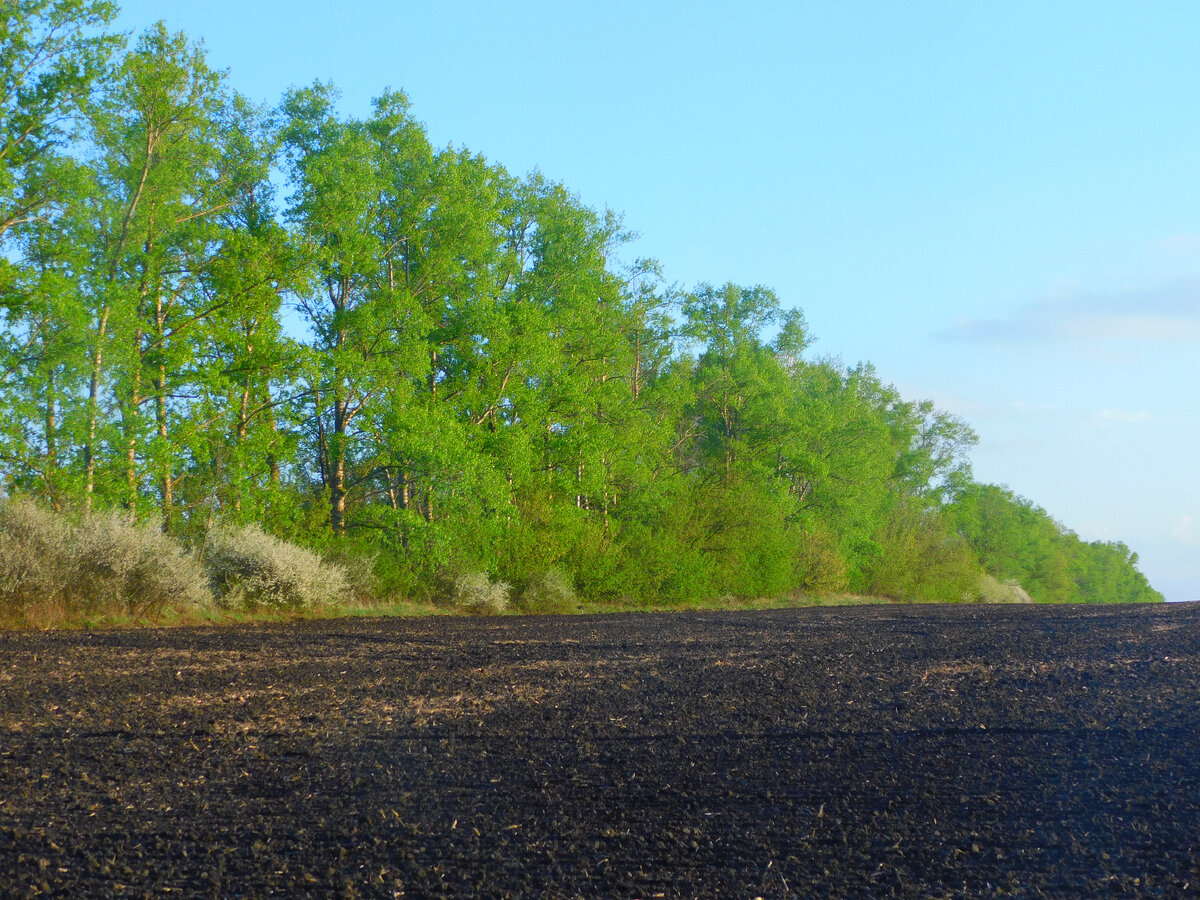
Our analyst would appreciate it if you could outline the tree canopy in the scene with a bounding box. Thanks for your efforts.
[0,4,1162,606]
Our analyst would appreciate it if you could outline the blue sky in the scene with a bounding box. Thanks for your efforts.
[114,1,1200,601]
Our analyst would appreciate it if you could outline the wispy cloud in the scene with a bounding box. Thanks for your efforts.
[1160,234,1200,255]
[1172,514,1196,546]
[944,276,1200,344]
[1078,519,1115,542]
[1092,408,1152,425]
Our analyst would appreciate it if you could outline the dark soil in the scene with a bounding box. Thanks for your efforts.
[2,603,1199,898]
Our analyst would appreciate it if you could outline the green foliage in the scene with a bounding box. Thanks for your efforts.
[947,483,1162,604]
[0,14,1163,613]
[0,0,121,240]
[860,498,980,602]
[792,527,849,596]
[1069,539,1160,604]
[515,569,578,614]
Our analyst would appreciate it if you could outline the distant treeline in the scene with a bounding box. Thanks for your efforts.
[0,2,1161,605]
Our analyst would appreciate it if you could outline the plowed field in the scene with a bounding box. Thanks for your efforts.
[2,603,1199,897]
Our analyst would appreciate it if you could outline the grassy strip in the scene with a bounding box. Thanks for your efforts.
[1,592,908,630]
[573,593,893,614]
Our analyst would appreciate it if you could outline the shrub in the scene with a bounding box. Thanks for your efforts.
[204,523,349,610]
[72,510,212,617]
[449,571,510,615]
[320,543,382,605]
[793,528,849,596]
[863,500,980,603]
[0,499,73,620]
[0,498,212,625]
[975,574,1035,604]
[515,569,577,614]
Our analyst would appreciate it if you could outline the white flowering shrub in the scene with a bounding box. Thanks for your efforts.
[452,571,510,615]
[0,499,71,617]
[975,574,1035,604]
[72,510,212,616]
[204,523,349,610]
[0,499,212,623]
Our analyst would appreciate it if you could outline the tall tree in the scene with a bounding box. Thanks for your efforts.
[681,282,789,482]
[282,85,437,537]
[0,0,118,503]
[83,23,271,525]
[182,147,296,535]
[0,193,89,505]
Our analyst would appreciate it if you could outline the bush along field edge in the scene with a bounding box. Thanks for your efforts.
[0,491,1160,629]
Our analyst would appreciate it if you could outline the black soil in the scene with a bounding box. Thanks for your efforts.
[3,603,1200,898]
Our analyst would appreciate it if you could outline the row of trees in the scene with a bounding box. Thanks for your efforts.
[0,1,1161,604]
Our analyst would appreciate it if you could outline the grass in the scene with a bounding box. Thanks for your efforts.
[574,593,895,615]
[2,590,904,630]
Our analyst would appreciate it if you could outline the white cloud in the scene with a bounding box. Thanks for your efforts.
[1172,515,1196,546]
[1161,234,1200,255]
[944,276,1200,344]
[1092,408,1152,424]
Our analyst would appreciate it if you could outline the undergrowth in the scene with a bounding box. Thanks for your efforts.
[1,497,1043,630]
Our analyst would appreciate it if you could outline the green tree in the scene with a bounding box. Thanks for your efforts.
[83,23,272,527]
[0,0,118,504]
[947,481,1162,603]
[181,161,299,538]
[282,85,438,538]
[0,195,89,505]
[681,282,790,482]
[0,0,119,243]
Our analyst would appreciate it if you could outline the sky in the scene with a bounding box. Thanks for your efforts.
[113,0,1200,602]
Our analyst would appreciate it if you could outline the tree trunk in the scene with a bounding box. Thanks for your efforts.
[232,380,251,513]
[83,306,111,512]
[330,395,347,537]
[264,393,280,486]
[44,370,58,509]
[123,348,142,511]
[85,128,156,512]
[328,277,349,537]
[154,295,173,531]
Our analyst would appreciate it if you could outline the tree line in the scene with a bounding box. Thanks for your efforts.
[0,1,1162,605]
